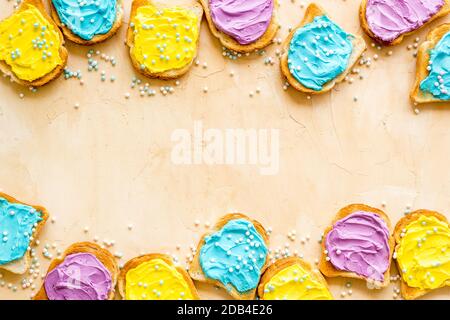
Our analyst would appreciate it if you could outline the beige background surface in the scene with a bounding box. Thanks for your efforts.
[0,0,449,300]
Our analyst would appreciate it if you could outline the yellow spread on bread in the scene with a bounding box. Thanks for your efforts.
[262,264,333,300]
[397,215,450,290]
[0,4,62,81]
[130,5,199,73]
[125,258,194,300]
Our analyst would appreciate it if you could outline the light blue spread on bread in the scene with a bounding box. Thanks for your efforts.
[52,0,117,40]
[199,219,267,293]
[420,31,450,101]
[287,15,353,91]
[0,197,42,265]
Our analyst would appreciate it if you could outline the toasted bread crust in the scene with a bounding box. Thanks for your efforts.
[410,23,450,104]
[280,3,366,94]
[49,0,124,45]
[126,0,203,80]
[359,0,450,46]
[117,253,199,300]
[188,213,269,300]
[257,257,331,299]
[393,210,450,300]
[0,192,49,274]
[33,242,119,300]
[318,203,394,288]
[0,0,68,87]
[199,0,278,53]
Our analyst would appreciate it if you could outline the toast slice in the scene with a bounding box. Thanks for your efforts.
[360,0,450,46]
[199,0,278,53]
[0,192,49,275]
[126,0,203,80]
[33,242,119,300]
[189,213,269,300]
[258,257,333,300]
[393,210,450,300]
[118,253,199,300]
[280,3,366,94]
[319,204,394,288]
[0,0,68,86]
[410,23,450,104]
[49,0,124,45]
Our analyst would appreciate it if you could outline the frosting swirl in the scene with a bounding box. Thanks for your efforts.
[420,31,450,100]
[199,219,268,293]
[52,0,117,41]
[365,0,445,43]
[287,15,353,91]
[44,253,112,300]
[125,259,194,300]
[262,263,333,300]
[397,215,450,290]
[130,5,199,73]
[0,197,42,265]
[325,211,390,282]
[0,4,63,81]
[209,0,274,45]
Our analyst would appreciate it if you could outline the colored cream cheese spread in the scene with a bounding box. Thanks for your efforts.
[325,211,390,282]
[0,197,42,265]
[0,4,63,81]
[262,264,333,300]
[130,5,199,73]
[44,253,112,300]
[125,258,194,300]
[420,31,450,100]
[397,215,450,290]
[199,219,268,293]
[365,0,445,43]
[209,0,274,45]
[52,0,117,40]
[287,15,353,91]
